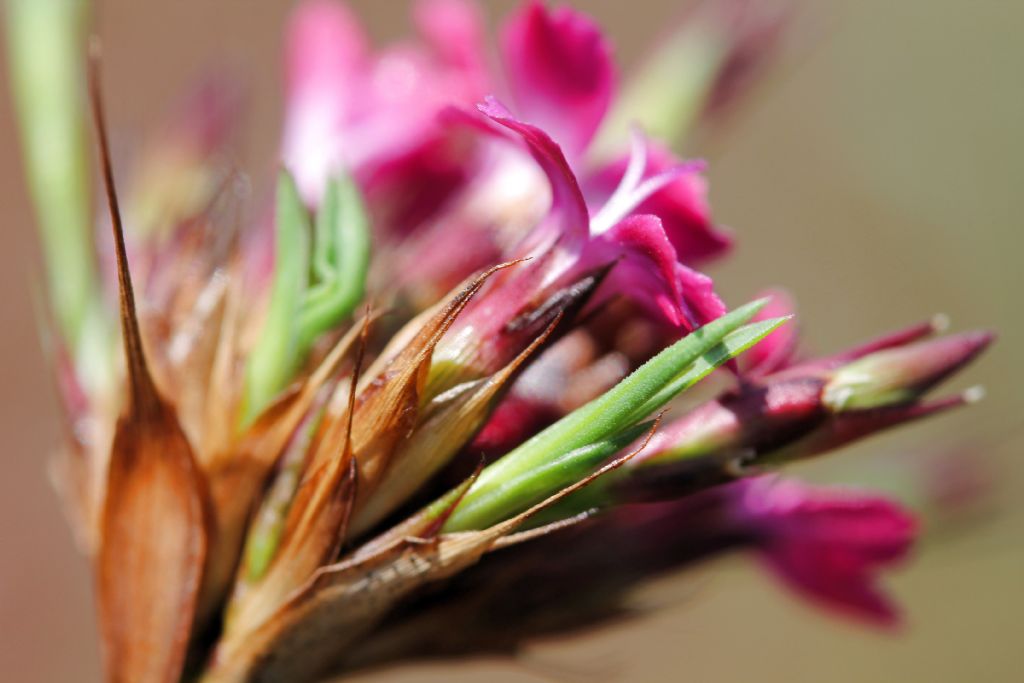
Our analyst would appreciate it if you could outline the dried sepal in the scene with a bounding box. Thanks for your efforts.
[99,406,210,683]
[163,270,231,453]
[351,462,485,562]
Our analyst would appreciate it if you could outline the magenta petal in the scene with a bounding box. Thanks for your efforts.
[760,543,904,626]
[675,262,727,329]
[733,477,917,626]
[575,213,722,330]
[362,130,472,236]
[590,214,687,327]
[286,1,368,91]
[500,1,616,158]
[414,0,488,96]
[587,141,733,265]
[569,213,725,330]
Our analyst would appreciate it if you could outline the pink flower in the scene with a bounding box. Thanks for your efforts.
[281,1,733,385]
[430,99,727,378]
[480,98,726,328]
[584,140,733,266]
[282,0,731,287]
[615,475,918,626]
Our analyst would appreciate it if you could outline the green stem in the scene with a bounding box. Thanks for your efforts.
[6,0,101,351]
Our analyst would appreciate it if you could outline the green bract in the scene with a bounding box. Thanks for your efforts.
[443,300,789,531]
[242,171,370,424]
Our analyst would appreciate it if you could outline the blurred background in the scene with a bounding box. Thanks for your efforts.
[0,1,1019,681]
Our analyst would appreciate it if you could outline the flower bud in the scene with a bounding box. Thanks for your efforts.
[822,331,993,411]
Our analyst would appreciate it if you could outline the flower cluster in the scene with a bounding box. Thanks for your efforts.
[5,1,990,682]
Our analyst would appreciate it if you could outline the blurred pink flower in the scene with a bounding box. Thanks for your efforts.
[728,477,917,625]
[282,0,485,203]
[283,0,731,302]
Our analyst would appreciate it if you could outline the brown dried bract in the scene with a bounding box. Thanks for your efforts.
[90,45,210,683]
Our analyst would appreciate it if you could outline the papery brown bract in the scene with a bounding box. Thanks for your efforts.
[198,312,373,626]
[203,422,650,683]
[89,53,210,683]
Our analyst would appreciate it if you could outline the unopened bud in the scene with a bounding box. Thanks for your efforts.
[823,331,993,411]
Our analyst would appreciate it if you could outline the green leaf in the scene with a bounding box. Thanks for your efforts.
[625,316,792,424]
[447,301,765,503]
[529,316,793,523]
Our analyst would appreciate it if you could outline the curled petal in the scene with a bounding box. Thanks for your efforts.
[674,262,727,330]
[477,97,590,250]
[469,103,726,332]
[587,141,732,265]
[583,214,724,331]
[583,214,687,328]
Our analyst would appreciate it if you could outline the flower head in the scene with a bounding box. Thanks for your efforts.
[4,1,995,681]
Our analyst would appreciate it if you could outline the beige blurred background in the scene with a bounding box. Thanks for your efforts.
[0,1,1020,681]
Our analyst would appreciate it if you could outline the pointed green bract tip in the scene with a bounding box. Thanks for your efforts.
[297,173,371,351]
